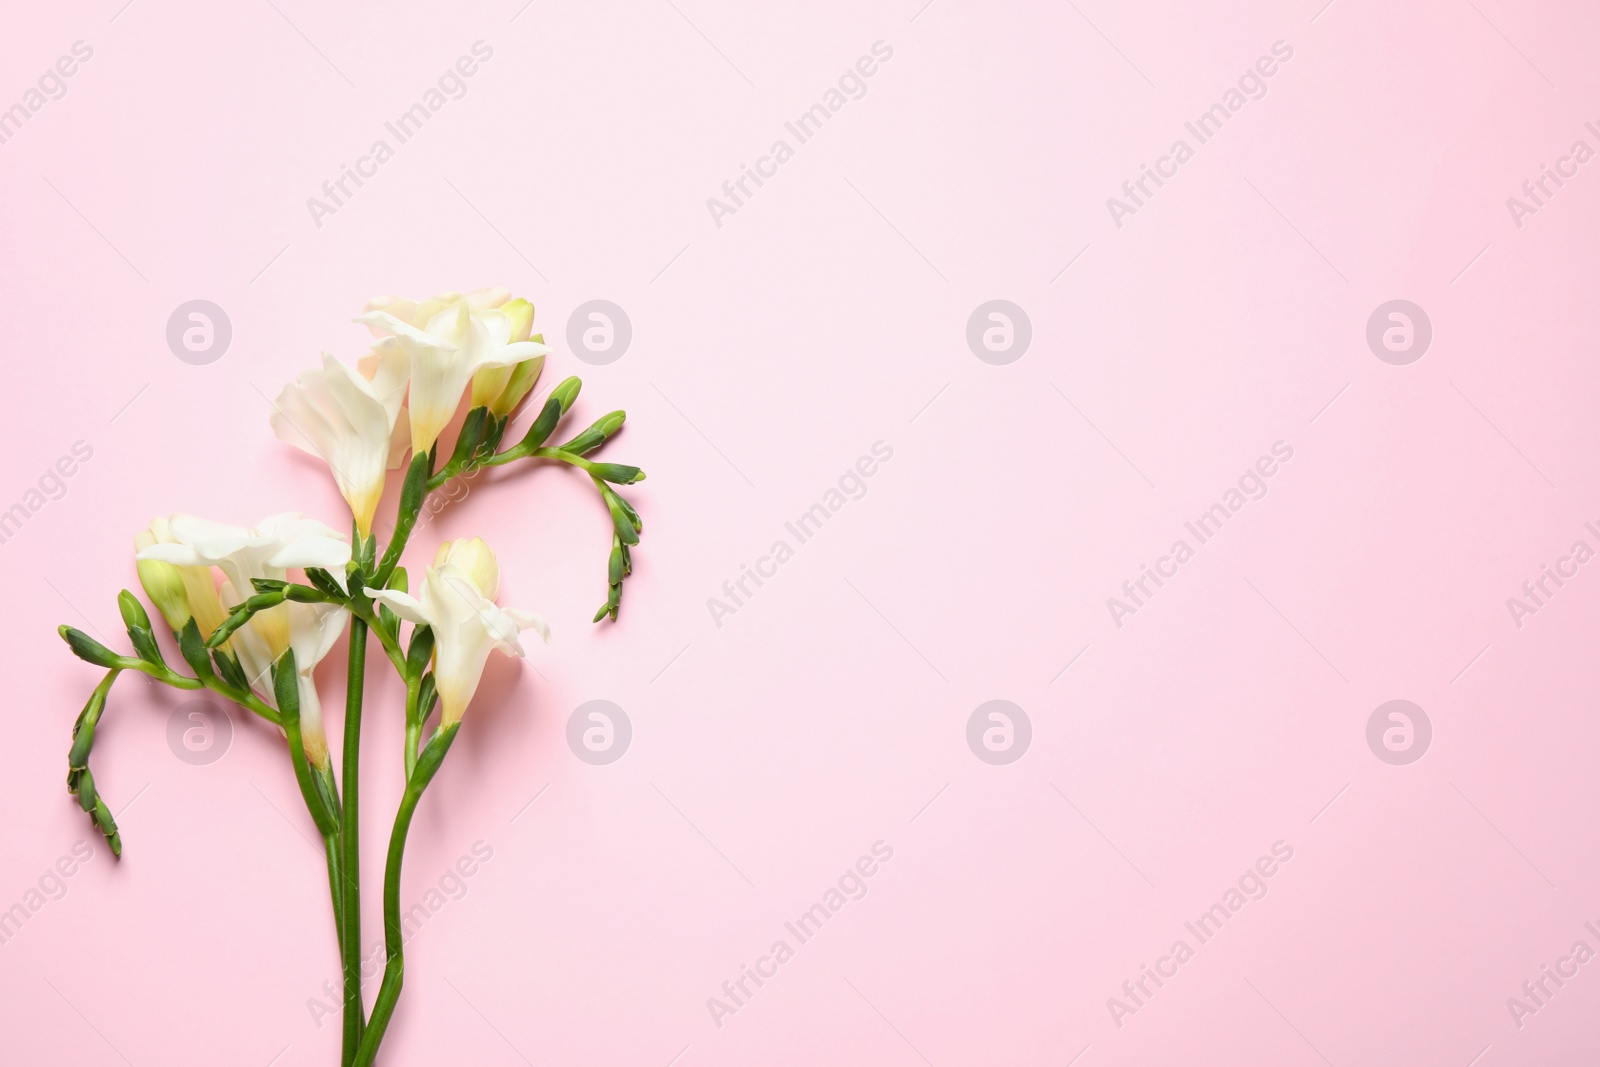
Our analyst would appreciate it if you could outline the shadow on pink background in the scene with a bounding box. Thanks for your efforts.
[3,1,1600,1064]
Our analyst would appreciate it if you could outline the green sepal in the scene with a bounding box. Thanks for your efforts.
[450,406,490,467]
[212,648,250,692]
[416,674,438,720]
[378,567,407,634]
[400,450,431,514]
[602,489,640,546]
[414,720,461,783]
[355,532,378,571]
[251,578,289,594]
[178,619,215,681]
[406,626,435,678]
[128,626,165,667]
[273,650,337,839]
[59,626,125,669]
[517,394,566,452]
[480,413,509,455]
[305,568,346,599]
[612,492,643,533]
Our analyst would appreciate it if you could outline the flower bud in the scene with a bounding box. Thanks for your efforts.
[502,298,535,343]
[560,410,626,455]
[134,528,193,632]
[488,337,545,418]
[434,537,500,599]
[136,518,230,639]
[551,376,582,414]
[470,299,537,410]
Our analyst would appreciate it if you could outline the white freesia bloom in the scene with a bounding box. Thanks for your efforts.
[134,517,229,637]
[370,537,548,726]
[357,291,549,456]
[270,351,410,537]
[228,598,347,767]
[135,513,353,765]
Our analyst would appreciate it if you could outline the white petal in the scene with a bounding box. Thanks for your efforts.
[220,578,276,698]
[503,607,551,644]
[369,588,431,626]
[358,310,458,353]
[286,601,349,672]
[472,337,551,371]
[136,542,203,566]
[464,288,511,309]
[266,536,351,573]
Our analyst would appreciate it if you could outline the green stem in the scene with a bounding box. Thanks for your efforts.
[325,834,344,959]
[403,676,421,781]
[352,722,460,1067]
[351,605,407,675]
[375,452,432,588]
[114,656,283,728]
[340,618,369,1066]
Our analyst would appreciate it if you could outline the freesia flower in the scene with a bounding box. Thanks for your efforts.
[236,599,347,767]
[270,351,410,537]
[135,513,352,765]
[370,537,548,725]
[358,291,549,455]
[466,298,544,415]
[133,517,228,637]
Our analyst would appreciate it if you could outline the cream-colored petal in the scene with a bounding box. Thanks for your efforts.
[369,588,431,626]
[503,607,551,644]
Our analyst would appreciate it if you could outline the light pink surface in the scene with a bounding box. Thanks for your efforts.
[3,1,1599,1064]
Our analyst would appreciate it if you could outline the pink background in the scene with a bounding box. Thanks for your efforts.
[3,0,1600,1064]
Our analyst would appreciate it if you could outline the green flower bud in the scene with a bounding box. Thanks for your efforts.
[561,410,626,455]
[134,528,192,632]
[551,376,582,414]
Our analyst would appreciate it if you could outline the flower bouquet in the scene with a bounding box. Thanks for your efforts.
[57,289,647,1065]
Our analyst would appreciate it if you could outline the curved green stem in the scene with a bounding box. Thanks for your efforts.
[116,655,283,728]
[352,722,459,1067]
[340,618,370,1066]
